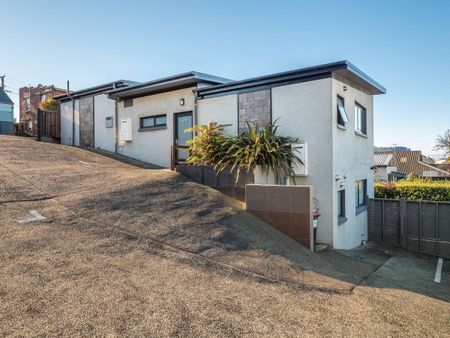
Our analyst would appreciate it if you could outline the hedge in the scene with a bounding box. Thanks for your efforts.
[375,179,450,201]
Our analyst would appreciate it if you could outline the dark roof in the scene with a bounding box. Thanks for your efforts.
[0,88,14,105]
[197,60,386,98]
[55,80,138,102]
[375,150,450,177]
[108,72,233,100]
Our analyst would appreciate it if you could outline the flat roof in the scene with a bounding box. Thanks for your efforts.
[55,80,138,102]
[196,60,386,98]
[108,72,233,100]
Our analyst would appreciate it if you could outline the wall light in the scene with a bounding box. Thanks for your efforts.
[180,98,185,106]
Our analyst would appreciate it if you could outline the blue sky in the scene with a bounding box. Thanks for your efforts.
[1,0,449,155]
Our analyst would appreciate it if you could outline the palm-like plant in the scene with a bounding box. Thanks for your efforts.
[216,121,301,183]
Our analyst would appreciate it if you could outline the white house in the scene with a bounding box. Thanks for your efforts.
[60,61,386,250]
[57,80,137,151]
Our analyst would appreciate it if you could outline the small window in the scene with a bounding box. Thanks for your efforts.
[124,98,134,108]
[40,93,47,102]
[140,114,167,130]
[338,189,347,224]
[355,179,367,209]
[337,95,349,127]
[355,103,367,135]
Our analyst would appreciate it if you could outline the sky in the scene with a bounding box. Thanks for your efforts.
[1,0,449,156]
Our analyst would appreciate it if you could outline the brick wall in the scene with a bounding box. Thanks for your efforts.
[238,89,271,133]
[19,85,66,138]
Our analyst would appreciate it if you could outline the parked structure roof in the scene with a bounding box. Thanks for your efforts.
[375,150,450,177]
[108,72,233,100]
[0,88,14,105]
[373,153,394,167]
[55,80,138,102]
[196,60,386,99]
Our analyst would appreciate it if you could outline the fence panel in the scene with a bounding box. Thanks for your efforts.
[369,198,450,258]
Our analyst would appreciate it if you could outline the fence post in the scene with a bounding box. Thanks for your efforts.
[399,199,407,248]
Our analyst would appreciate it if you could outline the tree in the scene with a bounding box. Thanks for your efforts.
[434,129,450,158]
[39,98,60,112]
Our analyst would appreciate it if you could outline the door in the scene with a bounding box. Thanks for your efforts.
[174,111,193,161]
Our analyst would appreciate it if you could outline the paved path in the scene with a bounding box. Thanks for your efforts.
[1,136,449,337]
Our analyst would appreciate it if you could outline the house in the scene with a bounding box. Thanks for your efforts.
[373,153,400,181]
[19,85,66,140]
[107,72,233,166]
[100,60,385,250]
[0,85,14,135]
[375,150,450,178]
[56,80,137,151]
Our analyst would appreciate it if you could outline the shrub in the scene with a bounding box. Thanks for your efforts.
[375,179,450,201]
[185,122,229,165]
[186,120,301,183]
[39,98,60,112]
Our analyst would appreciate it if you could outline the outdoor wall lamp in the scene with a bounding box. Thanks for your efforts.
[180,98,185,106]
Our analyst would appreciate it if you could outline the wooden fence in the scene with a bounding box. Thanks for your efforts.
[368,198,450,258]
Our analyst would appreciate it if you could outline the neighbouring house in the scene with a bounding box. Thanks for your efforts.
[56,80,137,151]
[19,84,66,140]
[375,150,450,179]
[0,86,14,135]
[94,60,384,250]
[373,153,401,181]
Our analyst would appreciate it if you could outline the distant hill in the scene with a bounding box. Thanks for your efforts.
[374,146,410,152]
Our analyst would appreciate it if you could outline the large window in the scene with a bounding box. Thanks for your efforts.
[337,95,349,127]
[355,103,367,135]
[338,189,347,224]
[139,114,167,130]
[355,179,367,210]
[25,97,30,110]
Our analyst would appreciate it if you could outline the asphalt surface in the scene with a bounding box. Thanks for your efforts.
[1,135,449,337]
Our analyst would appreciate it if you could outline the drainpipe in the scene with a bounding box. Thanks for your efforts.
[193,89,198,135]
[66,80,75,146]
[114,98,119,153]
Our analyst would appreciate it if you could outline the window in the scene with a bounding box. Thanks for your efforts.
[355,103,367,135]
[25,97,30,110]
[40,93,47,102]
[124,98,134,108]
[140,114,167,130]
[355,179,367,210]
[338,189,347,224]
[337,95,349,127]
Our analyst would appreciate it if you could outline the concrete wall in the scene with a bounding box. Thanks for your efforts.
[197,94,238,136]
[271,78,334,245]
[331,78,374,249]
[60,100,80,146]
[118,87,195,167]
[93,94,116,152]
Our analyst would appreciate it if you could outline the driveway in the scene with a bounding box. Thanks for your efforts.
[1,136,449,337]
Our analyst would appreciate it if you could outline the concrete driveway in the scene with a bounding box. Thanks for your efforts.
[1,136,449,337]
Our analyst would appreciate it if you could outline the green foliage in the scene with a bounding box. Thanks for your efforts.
[186,120,302,183]
[185,122,229,165]
[375,179,450,201]
[39,98,60,112]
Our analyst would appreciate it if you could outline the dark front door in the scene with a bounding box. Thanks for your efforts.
[174,111,193,161]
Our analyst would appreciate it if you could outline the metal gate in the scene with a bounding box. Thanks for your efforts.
[368,198,450,258]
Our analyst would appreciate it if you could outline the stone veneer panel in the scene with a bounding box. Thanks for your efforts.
[79,96,94,148]
[238,89,271,133]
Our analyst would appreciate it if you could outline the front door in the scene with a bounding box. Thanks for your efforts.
[174,111,193,161]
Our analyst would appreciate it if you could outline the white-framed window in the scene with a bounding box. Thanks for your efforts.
[40,93,47,102]
[355,103,367,135]
[25,97,30,110]
[337,95,349,127]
